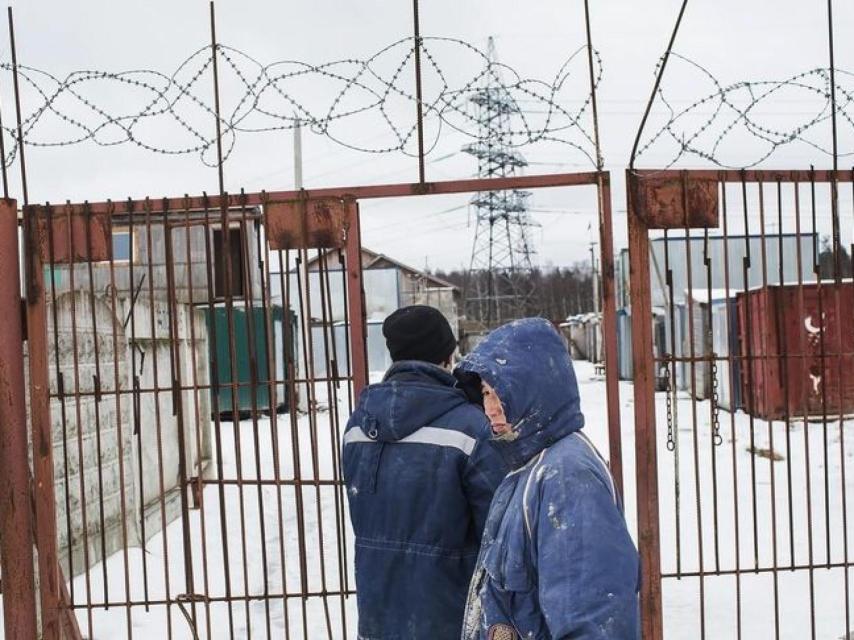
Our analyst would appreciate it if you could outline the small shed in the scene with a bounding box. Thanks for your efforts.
[737,281,854,420]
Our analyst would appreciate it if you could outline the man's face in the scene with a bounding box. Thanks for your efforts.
[481,381,511,435]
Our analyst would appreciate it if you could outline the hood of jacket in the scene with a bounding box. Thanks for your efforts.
[353,360,470,442]
[457,318,584,469]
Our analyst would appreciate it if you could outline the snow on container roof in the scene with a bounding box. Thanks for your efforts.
[685,289,739,304]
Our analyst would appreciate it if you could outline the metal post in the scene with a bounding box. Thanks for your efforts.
[345,202,368,398]
[598,175,624,500]
[0,198,38,640]
[626,171,664,639]
[294,117,304,189]
[8,6,68,638]
[411,0,426,183]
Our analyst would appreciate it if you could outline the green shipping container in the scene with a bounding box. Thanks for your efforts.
[205,305,295,418]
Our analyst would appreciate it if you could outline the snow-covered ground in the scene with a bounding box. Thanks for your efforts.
[2,361,853,638]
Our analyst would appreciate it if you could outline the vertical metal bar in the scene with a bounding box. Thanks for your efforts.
[277,248,304,638]
[719,178,742,639]
[8,7,27,206]
[793,182,817,640]
[701,224,720,575]
[9,9,68,638]
[300,246,334,638]
[582,0,621,499]
[210,4,254,632]
[411,0,426,183]
[293,219,333,635]
[257,204,292,637]
[234,195,273,640]
[290,248,312,638]
[338,247,355,416]
[628,0,689,169]
[626,171,663,640]
[680,172,705,639]
[63,202,95,639]
[318,248,349,637]
[142,199,174,639]
[808,175,831,570]
[584,0,624,497]
[757,183,781,640]
[345,203,368,398]
[826,0,838,174]
[662,229,683,576]
[104,200,135,638]
[739,175,760,572]
[127,198,151,609]
[163,212,198,627]
[775,182,795,570]
[82,203,110,603]
[0,197,38,640]
[597,175,623,499]
[0,54,8,200]
[833,169,852,639]
[181,200,213,640]
[45,204,76,612]
[200,195,236,637]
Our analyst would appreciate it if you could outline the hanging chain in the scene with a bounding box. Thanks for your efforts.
[710,353,723,446]
[663,356,676,452]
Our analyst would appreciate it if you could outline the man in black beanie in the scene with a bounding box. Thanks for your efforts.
[342,305,507,639]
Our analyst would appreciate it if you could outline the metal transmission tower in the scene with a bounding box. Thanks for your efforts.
[463,38,537,328]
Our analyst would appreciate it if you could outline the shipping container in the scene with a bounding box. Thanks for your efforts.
[737,282,854,420]
[648,233,818,309]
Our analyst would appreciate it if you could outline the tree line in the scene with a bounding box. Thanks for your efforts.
[433,264,596,325]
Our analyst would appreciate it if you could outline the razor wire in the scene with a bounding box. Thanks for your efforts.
[0,37,602,169]
[633,52,854,170]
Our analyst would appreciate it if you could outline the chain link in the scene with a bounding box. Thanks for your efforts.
[0,38,602,169]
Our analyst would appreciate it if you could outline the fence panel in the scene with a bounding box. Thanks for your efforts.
[629,169,854,640]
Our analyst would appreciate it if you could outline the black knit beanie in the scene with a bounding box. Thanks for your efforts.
[382,305,457,364]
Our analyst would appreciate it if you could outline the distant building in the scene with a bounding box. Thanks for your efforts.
[273,247,461,376]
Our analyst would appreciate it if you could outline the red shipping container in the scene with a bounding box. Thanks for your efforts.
[736,282,854,421]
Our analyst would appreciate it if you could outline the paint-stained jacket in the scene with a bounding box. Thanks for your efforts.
[458,319,640,640]
[343,361,507,640]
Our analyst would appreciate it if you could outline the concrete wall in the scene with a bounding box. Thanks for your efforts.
[37,290,211,577]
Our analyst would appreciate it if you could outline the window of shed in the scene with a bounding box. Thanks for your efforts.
[112,229,134,262]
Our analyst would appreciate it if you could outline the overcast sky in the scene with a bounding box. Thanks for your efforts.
[3,0,853,270]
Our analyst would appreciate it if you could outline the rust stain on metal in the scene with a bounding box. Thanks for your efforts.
[27,205,111,263]
[630,173,719,229]
[265,198,350,250]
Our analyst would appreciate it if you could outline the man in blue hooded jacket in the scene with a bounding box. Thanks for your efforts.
[458,318,639,640]
[342,305,507,639]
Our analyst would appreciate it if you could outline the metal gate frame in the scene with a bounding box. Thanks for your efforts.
[1,169,622,640]
[627,168,854,639]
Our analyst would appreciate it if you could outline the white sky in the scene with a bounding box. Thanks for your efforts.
[3,0,854,270]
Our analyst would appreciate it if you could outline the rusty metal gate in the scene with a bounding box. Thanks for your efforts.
[0,0,625,636]
[0,170,621,640]
[628,169,854,639]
